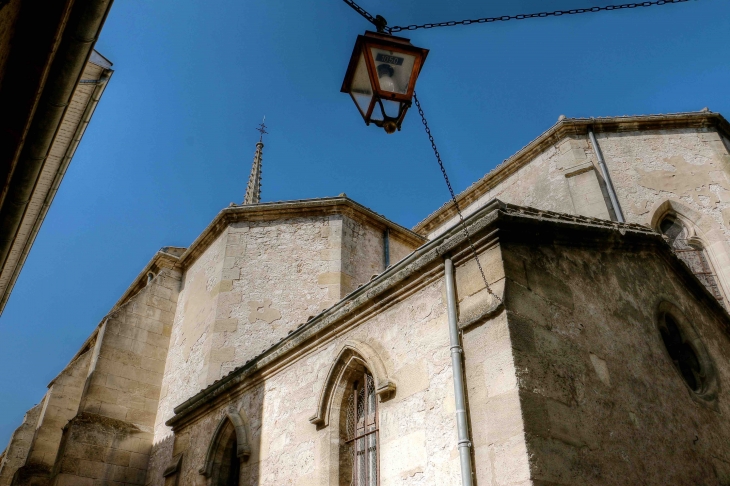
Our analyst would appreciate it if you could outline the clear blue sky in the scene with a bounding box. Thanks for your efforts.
[1,0,728,446]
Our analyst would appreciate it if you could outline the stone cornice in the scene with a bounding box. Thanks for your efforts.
[414,111,730,235]
[175,197,426,268]
[166,199,730,430]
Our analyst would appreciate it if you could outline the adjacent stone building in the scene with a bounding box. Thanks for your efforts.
[2,110,730,485]
[0,0,115,316]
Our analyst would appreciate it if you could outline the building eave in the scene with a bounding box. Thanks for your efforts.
[0,54,114,316]
[0,0,115,315]
[413,110,730,236]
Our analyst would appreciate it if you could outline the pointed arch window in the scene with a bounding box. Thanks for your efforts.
[199,411,251,486]
[344,369,379,486]
[660,214,725,307]
[309,341,393,486]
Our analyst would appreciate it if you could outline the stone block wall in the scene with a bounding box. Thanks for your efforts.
[11,349,92,485]
[50,265,181,486]
[0,403,43,485]
[154,217,335,454]
[426,138,581,240]
[425,126,730,240]
[340,214,390,294]
[388,232,415,268]
[52,413,151,486]
[147,229,518,486]
[157,276,464,486]
[502,237,730,485]
[152,211,421,458]
[165,229,227,395]
[450,244,534,485]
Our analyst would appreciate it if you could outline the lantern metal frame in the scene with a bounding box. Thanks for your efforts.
[341,31,429,133]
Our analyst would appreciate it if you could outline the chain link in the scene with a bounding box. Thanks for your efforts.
[342,0,387,32]
[342,0,377,25]
[413,91,502,304]
[389,0,690,32]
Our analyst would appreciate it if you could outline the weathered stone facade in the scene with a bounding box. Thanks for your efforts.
[3,111,730,486]
[417,112,730,307]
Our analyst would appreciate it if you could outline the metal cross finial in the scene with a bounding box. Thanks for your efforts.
[256,116,268,142]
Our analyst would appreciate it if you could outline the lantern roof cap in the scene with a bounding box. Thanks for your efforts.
[361,30,415,46]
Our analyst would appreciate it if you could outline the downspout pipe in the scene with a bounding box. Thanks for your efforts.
[588,127,625,223]
[444,256,474,486]
[0,0,114,273]
[383,228,390,269]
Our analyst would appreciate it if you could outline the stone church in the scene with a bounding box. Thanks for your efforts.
[2,109,730,486]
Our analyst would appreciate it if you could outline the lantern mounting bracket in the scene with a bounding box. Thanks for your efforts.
[341,0,390,33]
[373,15,388,33]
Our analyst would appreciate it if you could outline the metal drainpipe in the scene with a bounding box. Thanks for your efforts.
[444,256,474,486]
[383,228,390,269]
[588,127,625,223]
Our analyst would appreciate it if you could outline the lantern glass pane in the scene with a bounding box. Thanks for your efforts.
[382,100,401,119]
[350,53,373,116]
[369,47,416,95]
[370,103,384,122]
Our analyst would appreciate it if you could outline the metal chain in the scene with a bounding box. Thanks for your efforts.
[341,0,692,34]
[342,0,377,25]
[413,91,502,304]
[389,0,690,32]
[341,0,388,31]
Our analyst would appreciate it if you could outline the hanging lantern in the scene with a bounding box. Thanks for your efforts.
[341,31,429,134]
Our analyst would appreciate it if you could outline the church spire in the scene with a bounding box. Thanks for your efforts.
[243,118,268,205]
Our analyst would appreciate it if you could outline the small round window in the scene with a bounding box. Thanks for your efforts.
[656,301,718,402]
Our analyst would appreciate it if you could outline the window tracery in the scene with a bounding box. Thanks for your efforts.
[659,214,725,307]
[343,369,378,486]
[310,341,392,485]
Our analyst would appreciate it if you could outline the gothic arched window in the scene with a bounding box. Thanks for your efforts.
[310,341,393,486]
[199,412,251,486]
[216,431,240,486]
[343,369,379,486]
[659,215,725,307]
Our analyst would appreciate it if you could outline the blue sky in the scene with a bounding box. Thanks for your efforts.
[1,0,728,445]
